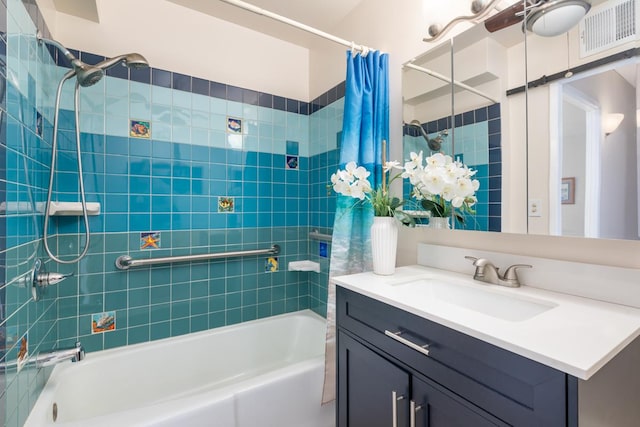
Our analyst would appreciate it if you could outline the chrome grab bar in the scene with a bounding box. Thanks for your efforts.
[115,245,280,270]
[309,229,332,242]
[385,330,431,357]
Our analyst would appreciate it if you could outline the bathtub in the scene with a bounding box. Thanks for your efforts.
[25,310,335,427]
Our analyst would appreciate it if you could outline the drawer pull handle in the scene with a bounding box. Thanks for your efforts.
[385,330,430,357]
[391,390,404,427]
[410,400,423,427]
[392,390,405,427]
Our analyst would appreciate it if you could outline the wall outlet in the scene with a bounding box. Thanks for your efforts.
[528,199,542,217]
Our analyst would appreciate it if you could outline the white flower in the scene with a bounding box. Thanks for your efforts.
[331,162,373,201]
[451,196,465,208]
[332,181,350,196]
[419,169,446,196]
[425,152,447,169]
[350,182,367,200]
[454,177,476,198]
[353,166,370,181]
[383,161,401,173]
[409,152,480,215]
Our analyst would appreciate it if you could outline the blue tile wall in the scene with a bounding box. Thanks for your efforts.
[2,1,347,424]
[1,0,60,426]
[403,104,502,232]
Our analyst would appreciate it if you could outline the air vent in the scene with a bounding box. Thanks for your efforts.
[580,0,638,58]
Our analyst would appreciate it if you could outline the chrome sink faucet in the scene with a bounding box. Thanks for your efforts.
[465,256,532,288]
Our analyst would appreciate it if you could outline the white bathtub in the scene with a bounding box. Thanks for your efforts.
[25,310,335,427]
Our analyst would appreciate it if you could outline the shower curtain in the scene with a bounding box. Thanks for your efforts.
[322,50,389,404]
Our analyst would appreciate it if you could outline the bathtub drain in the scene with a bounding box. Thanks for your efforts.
[52,403,58,422]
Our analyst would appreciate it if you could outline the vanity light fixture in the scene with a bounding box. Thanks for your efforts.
[525,0,591,37]
[424,0,502,42]
[603,113,624,135]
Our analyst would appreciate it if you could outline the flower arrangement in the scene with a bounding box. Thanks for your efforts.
[330,160,416,226]
[330,148,479,226]
[330,142,414,225]
[402,151,479,224]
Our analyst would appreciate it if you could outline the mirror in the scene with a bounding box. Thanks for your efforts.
[403,0,640,241]
[525,0,639,240]
[403,21,523,232]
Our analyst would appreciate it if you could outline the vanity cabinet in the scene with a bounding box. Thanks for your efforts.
[339,331,505,426]
[336,286,578,426]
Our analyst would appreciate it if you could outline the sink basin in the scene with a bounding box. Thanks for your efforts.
[393,278,557,322]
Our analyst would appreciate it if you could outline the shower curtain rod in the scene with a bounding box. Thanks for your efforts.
[404,63,500,104]
[218,0,376,54]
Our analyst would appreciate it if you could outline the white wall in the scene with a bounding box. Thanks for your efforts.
[567,71,638,240]
[561,101,587,237]
[36,0,310,100]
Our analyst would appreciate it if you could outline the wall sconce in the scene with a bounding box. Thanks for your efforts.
[603,113,624,135]
[424,0,501,42]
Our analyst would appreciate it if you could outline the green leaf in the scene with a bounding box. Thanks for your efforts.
[421,199,446,217]
[394,211,416,227]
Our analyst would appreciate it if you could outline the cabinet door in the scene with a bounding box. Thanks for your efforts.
[411,376,505,427]
[338,330,410,427]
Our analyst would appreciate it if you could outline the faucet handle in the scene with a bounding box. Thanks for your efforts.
[465,256,495,280]
[503,264,532,283]
[469,258,497,270]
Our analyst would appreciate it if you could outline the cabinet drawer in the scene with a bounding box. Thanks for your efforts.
[337,286,576,426]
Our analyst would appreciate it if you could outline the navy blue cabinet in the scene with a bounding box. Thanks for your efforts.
[336,286,578,427]
[339,330,505,426]
[338,331,410,427]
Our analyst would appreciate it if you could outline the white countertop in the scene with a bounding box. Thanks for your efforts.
[333,265,640,380]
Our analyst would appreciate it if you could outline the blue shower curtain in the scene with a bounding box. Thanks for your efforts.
[322,50,389,403]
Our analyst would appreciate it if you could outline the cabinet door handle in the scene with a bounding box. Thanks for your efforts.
[392,390,405,427]
[385,330,430,357]
[410,400,423,427]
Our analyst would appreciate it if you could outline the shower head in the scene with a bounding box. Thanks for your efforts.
[37,33,149,87]
[73,53,149,86]
[407,120,443,152]
[37,34,104,87]
[69,59,104,87]
[95,53,150,71]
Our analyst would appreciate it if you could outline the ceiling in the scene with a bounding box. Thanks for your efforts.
[167,0,364,48]
[51,0,365,49]
[168,0,364,48]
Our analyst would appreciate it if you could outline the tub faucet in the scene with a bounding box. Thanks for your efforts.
[36,342,85,368]
[465,256,532,288]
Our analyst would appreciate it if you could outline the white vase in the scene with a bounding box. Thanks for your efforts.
[370,216,398,275]
[429,216,451,229]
